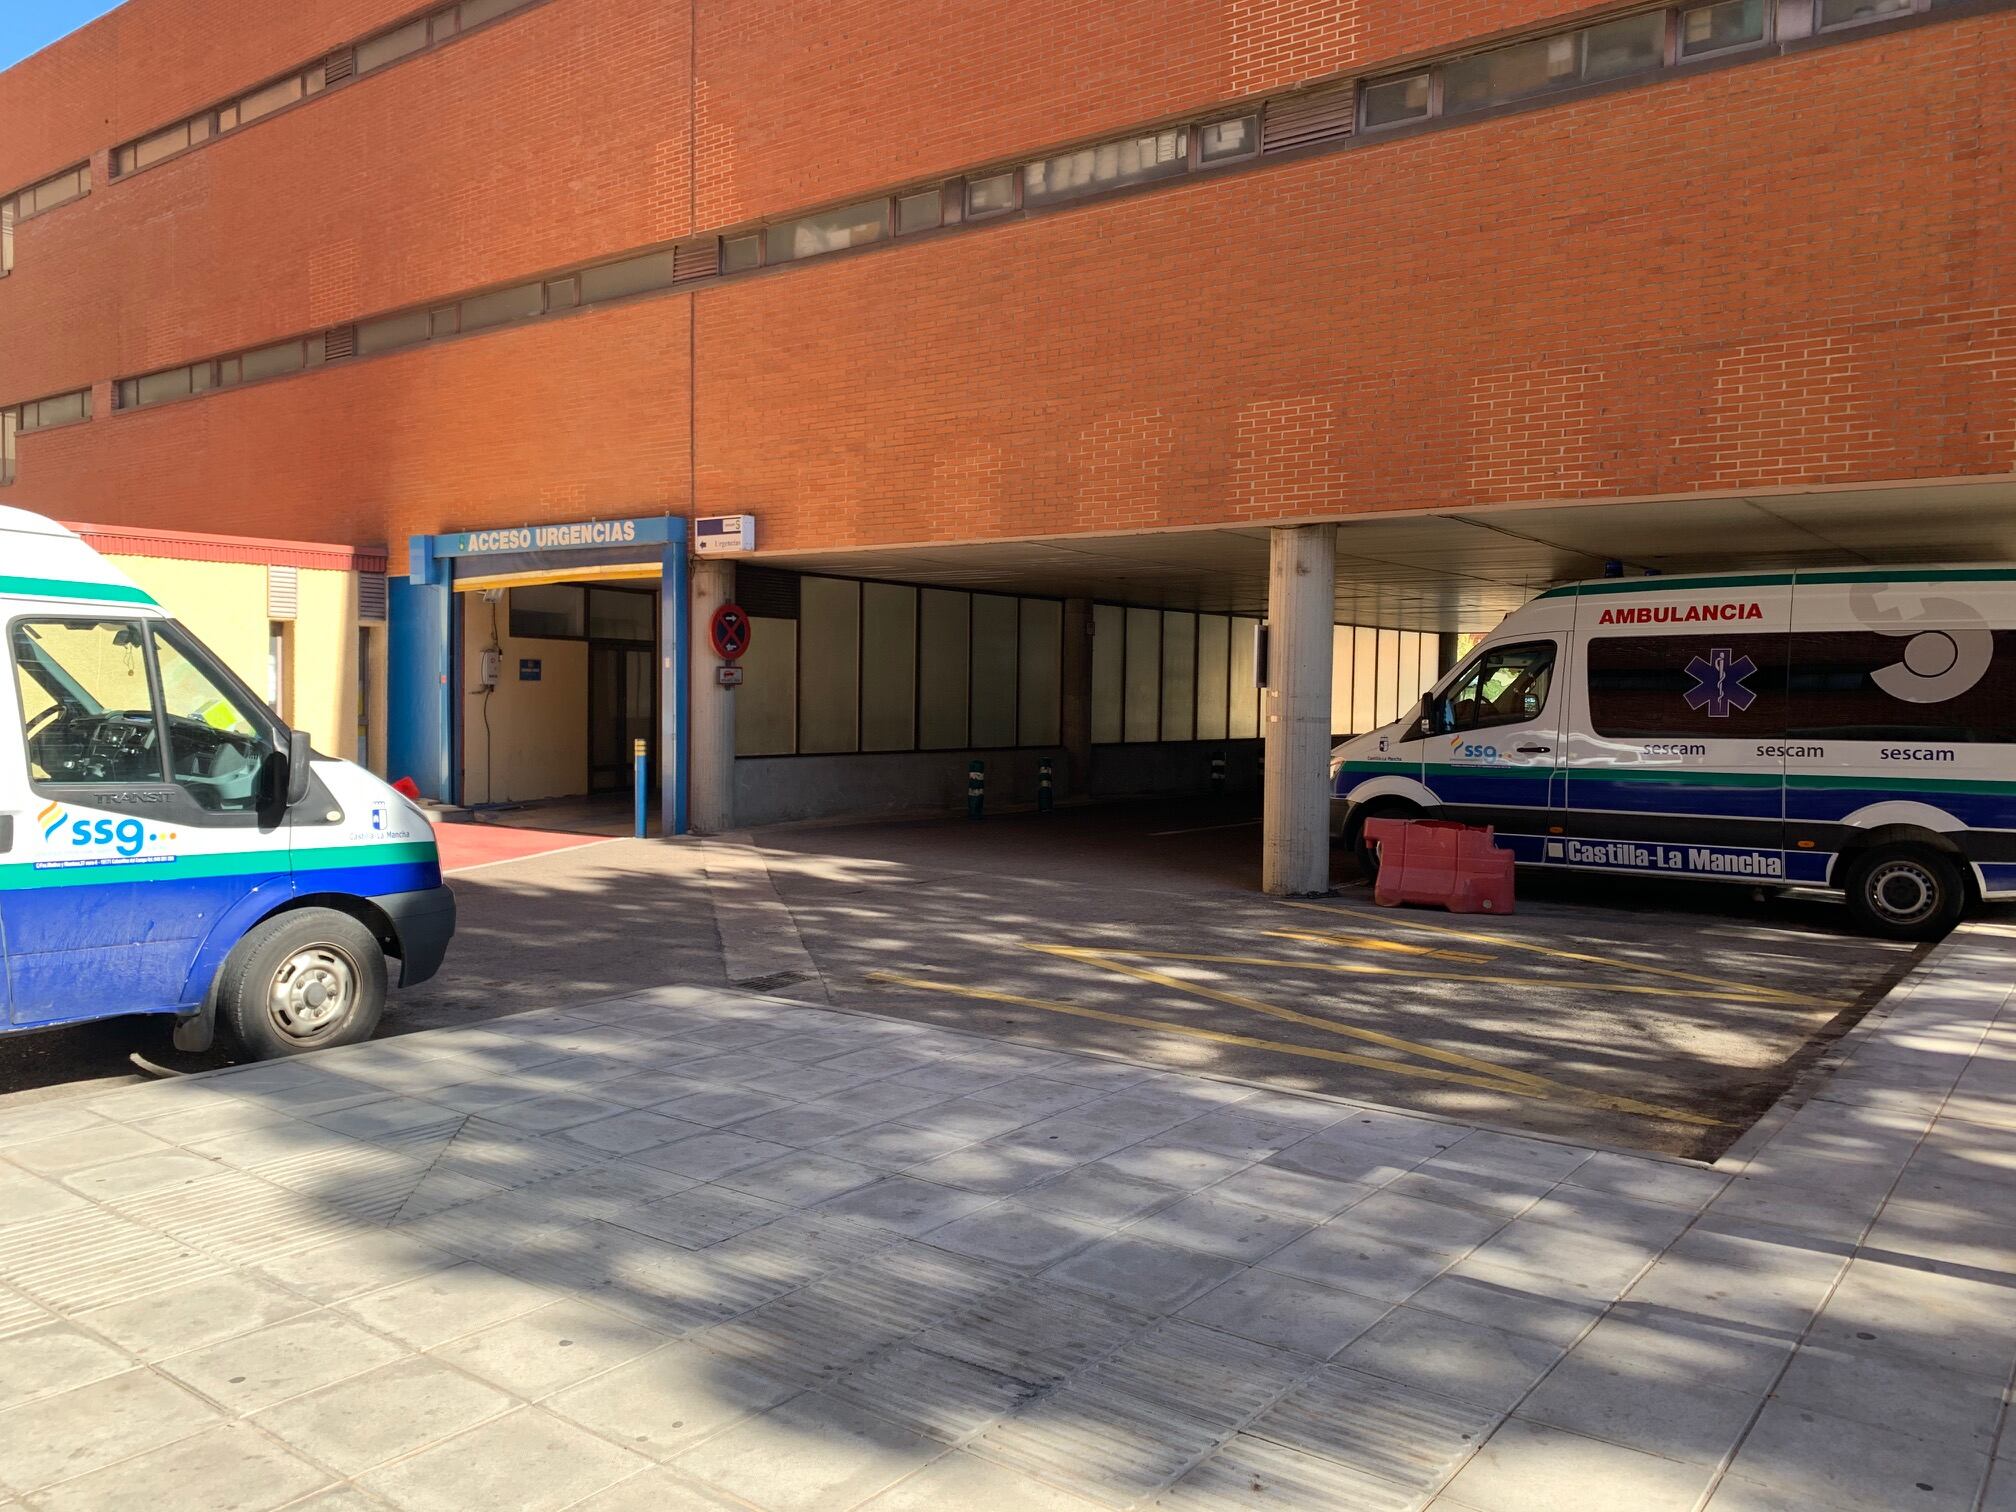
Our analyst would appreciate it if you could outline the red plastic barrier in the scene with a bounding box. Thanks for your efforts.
[1362,817,1515,915]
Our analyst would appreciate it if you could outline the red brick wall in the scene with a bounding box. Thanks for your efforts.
[2,1,2011,554]
[694,18,2016,549]
[0,0,432,191]
[19,298,693,549]
[692,0,1618,228]
[0,0,690,403]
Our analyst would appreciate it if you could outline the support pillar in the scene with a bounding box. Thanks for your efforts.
[1261,524,1337,897]
[1438,631,1463,678]
[387,535,453,802]
[659,540,691,837]
[687,558,736,835]
[1061,597,1094,797]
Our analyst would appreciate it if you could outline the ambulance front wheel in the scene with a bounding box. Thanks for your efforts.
[1345,799,1421,880]
[1843,845,1965,942]
[220,909,387,1059]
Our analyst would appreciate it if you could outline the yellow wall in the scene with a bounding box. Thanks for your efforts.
[104,553,387,775]
[459,590,588,805]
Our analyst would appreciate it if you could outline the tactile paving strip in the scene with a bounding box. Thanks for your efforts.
[698,1246,1011,1381]
[0,1206,211,1313]
[109,1169,383,1264]
[1241,1365,1499,1499]
[828,1342,1047,1442]
[1158,1432,1434,1512]
[919,1281,1150,1386]
[970,1323,1311,1505]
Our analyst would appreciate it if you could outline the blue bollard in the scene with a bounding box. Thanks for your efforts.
[967,759,985,820]
[633,739,648,839]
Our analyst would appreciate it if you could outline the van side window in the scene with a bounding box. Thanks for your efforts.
[151,626,278,811]
[11,619,169,786]
[1788,631,2016,743]
[1587,633,1786,738]
[1433,640,1555,733]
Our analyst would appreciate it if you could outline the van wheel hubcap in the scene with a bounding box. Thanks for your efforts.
[270,946,358,1040]
[1867,861,1938,926]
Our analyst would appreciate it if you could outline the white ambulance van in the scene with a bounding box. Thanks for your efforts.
[1331,565,2016,939]
[1,507,453,1056]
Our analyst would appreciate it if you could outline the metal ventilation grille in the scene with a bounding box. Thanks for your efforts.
[357,571,388,622]
[324,48,356,85]
[267,565,300,620]
[672,240,720,283]
[1263,83,1358,152]
[323,324,356,361]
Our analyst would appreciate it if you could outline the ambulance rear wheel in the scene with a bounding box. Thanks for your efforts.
[1347,800,1420,880]
[220,909,387,1059]
[1843,845,1965,942]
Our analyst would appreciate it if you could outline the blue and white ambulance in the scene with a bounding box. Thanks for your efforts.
[1,507,453,1056]
[1332,566,2016,938]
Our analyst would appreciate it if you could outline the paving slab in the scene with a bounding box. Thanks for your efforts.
[0,917,2011,1512]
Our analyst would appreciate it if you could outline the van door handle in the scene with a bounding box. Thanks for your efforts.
[1516,744,1553,755]
[0,813,12,853]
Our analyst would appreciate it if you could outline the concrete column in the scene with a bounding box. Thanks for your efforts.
[1438,631,1463,678]
[1061,597,1094,796]
[1261,524,1337,897]
[688,558,736,834]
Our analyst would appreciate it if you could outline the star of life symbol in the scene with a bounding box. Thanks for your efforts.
[1684,647,1757,718]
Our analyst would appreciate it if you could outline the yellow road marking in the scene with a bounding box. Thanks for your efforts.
[867,969,1720,1127]
[1059,942,1840,1011]
[1262,928,1494,964]
[1279,899,1833,1006]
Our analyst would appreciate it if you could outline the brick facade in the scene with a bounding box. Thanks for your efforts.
[0,0,2010,556]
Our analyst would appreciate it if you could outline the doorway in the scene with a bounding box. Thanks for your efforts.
[589,642,656,793]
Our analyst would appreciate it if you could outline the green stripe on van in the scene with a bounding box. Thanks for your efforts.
[1537,567,2016,600]
[0,840,436,892]
[0,575,156,605]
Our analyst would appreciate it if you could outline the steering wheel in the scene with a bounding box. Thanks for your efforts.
[23,702,68,740]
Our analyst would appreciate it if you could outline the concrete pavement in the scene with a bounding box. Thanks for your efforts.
[0,919,2011,1510]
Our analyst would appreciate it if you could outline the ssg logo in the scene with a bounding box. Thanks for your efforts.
[1449,736,1501,761]
[39,801,173,859]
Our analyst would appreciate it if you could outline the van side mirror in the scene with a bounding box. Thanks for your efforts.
[285,729,313,807]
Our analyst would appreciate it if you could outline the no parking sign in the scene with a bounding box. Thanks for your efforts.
[710,603,752,660]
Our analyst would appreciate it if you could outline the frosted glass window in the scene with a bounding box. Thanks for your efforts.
[1398,634,1423,718]
[580,251,677,303]
[241,340,305,382]
[861,583,919,752]
[798,577,861,754]
[721,235,761,273]
[1331,627,1356,738]
[1092,604,1124,744]
[1025,129,1187,205]
[1351,628,1379,733]
[918,589,970,749]
[1017,599,1062,747]
[459,282,545,332]
[1195,615,1230,740]
[357,18,428,73]
[237,76,304,124]
[736,617,797,756]
[897,189,943,233]
[1376,629,1403,725]
[970,595,1019,747]
[1160,612,1196,742]
[1229,618,1261,738]
[357,309,431,355]
[1123,608,1160,743]
[766,200,889,263]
